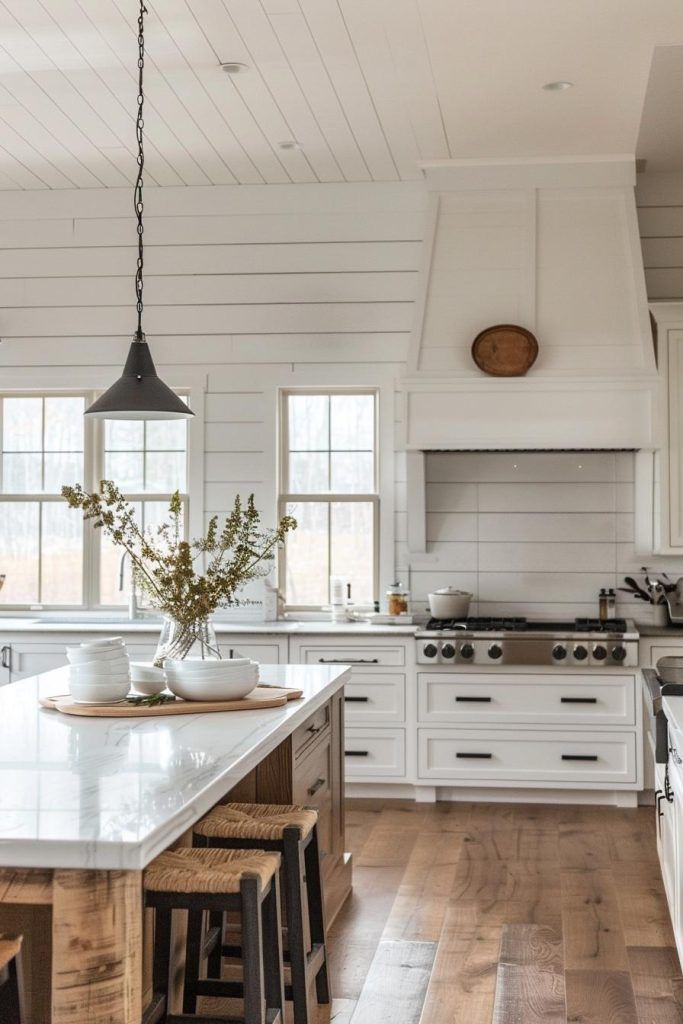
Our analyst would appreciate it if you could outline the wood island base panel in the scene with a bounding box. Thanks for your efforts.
[0,664,350,1023]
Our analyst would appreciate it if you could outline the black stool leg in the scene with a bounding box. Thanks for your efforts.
[305,826,330,1004]
[1,952,24,1024]
[183,908,204,1014]
[282,826,311,1024]
[206,910,223,979]
[241,876,266,1024]
[262,874,285,1022]
[152,905,173,1010]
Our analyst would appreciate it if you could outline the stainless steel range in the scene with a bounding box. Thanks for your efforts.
[416,617,639,667]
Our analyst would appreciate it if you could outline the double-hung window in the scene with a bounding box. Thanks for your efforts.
[0,392,189,609]
[279,390,379,610]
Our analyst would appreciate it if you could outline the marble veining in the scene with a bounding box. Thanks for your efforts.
[0,663,349,871]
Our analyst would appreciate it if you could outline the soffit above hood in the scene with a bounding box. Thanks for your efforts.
[401,156,663,451]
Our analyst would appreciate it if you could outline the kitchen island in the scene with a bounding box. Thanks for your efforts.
[0,662,351,1024]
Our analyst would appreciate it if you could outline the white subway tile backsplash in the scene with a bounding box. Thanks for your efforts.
[616,482,635,513]
[477,482,616,513]
[410,570,478,602]
[425,542,478,571]
[426,512,478,542]
[477,572,614,603]
[425,483,478,513]
[478,542,616,573]
[478,512,615,543]
[426,451,617,484]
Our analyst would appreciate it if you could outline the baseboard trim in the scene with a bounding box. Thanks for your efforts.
[345,782,640,807]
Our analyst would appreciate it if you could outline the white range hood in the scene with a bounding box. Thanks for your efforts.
[401,156,663,451]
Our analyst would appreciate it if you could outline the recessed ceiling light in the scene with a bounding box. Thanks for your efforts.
[220,62,249,75]
[542,80,574,91]
[278,140,302,151]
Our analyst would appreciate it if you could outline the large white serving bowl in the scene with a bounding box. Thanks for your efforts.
[68,657,130,676]
[79,636,125,650]
[164,657,250,675]
[66,645,129,665]
[166,672,258,703]
[69,678,130,703]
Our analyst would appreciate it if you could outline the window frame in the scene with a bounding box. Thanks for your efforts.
[0,381,203,612]
[278,387,380,612]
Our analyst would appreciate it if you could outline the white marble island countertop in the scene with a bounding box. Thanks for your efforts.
[0,663,350,872]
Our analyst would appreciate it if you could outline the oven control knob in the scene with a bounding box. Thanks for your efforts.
[423,643,438,659]
[552,644,567,661]
[459,642,475,660]
[593,645,607,661]
[441,643,456,660]
[612,645,627,663]
[573,645,588,661]
[488,643,503,660]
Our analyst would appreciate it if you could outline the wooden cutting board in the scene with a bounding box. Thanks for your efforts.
[39,685,303,718]
[471,324,539,376]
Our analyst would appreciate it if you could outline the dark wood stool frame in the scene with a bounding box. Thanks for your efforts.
[143,873,284,1024]
[0,947,25,1024]
[194,824,329,1024]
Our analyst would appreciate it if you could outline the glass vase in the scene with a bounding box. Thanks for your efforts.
[153,616,222,667]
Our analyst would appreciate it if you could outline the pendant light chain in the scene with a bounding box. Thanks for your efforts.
[135,1,147,339]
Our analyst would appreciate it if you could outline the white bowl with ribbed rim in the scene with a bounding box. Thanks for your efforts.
[166,668,259,703]
[164,657,251,675]
[69,678,131,704]
[67,646,129,665]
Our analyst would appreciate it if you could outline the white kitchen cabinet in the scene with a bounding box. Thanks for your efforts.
[0,643,10,685]
[639,638,683,670]
[3,642,67,682]
[220,635,288,664]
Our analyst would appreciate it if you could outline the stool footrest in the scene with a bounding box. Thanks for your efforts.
[141,993,167,1024]
[168,1015,282,1024]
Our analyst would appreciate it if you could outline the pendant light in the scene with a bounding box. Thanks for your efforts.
[85,2,193,421]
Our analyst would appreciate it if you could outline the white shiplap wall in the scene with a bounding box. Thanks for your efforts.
[0,181,425,606]
[637,171,683,300]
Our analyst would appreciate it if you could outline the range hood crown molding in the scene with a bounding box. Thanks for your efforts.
[402,155,660,452]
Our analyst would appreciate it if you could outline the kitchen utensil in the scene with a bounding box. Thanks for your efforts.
[66,645,129,665]
[130,662,166,697]
[427,588,473,619]
[79,637,125,649]
[166,674,258,703]
[623,576,651,602]
[471,324,539,377]
[657,656,683,684]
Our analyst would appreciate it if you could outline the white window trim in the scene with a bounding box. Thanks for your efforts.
[0,367,206,612]
[278,385,389,613]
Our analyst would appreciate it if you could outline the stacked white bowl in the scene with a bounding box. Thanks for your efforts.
[66,637,131,704]
[164,657,259,703]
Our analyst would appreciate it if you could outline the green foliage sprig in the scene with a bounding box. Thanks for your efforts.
[62,480,296,622]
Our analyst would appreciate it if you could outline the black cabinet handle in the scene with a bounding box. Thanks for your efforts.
[561,754,598,761]
[455,696,492,703]
[0,645,10,670]
[456,752,492,759]
[561,697,597,704]
[307,724,323,735]
[307,777,326,797]
[345,696,370,703]
[319,658,379,664]
[345,750,369,757]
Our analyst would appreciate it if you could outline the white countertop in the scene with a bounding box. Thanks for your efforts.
[0,616,418,636]
[0,663,350,871]
[664,695,683,737]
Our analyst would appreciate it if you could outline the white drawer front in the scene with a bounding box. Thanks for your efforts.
[343,674,406,724]
[297,645,405,667]
[220,641,285,664]
[418,728,637,785]
[418,673,635,726]
[345,728,406,777]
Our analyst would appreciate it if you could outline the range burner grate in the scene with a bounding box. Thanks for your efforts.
[423,616,628,634]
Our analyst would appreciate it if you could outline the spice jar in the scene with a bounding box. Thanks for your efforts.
[386,582,409,616]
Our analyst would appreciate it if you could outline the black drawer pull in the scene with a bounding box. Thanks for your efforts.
[456,696,492,703]
[307,777,326,796]
[561,697,597,704]
[345,750,369,757]
[561,754,598,761]
[456,752,492,759]
[345,696,370,703]
[319,658,379,664]
[307,725,323,735]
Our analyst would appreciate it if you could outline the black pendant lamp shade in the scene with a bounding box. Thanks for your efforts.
[85,333,191,420]
[85,2,192,422]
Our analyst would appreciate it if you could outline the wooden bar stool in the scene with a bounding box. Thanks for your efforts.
[0,934,24,1024]
[143,847,284,1024]
[193,803,329,1024]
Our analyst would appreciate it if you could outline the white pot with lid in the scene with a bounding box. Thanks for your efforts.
[427,587,473,619]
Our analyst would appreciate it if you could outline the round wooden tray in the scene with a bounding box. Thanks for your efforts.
[471,324,539,377]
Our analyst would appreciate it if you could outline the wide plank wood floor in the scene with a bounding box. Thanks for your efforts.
[316,799,683,1024]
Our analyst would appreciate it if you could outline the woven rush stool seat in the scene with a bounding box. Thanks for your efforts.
[143,846,284,1024]
[0,934,24,1024]
[194,802,329,1024]
[144,846,280,894]
[194,803,317,843]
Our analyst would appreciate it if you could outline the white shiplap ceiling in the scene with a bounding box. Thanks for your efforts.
[1,0,683,189]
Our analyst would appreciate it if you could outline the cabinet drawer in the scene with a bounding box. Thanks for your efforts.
[293,739,333,859]
[418,673,635,727]
[292,702,331,760]
[297,645,405,668]
[418,728,637,785]
[343,674,405,724]
[221,641,285,664]
[344,728,406,777]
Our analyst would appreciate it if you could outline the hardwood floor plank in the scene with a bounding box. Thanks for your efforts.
[454,859,562,928]
[460,828,559,862]
[561,869,630,971]
[349,940,436,1024]
[565,969,639,1024]
[558,827,612,869]
[382,831,463,942]
[614,869,675,948]
[493,924,565,1024]
[627,946,683,1024]
[418,903,500,1024]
